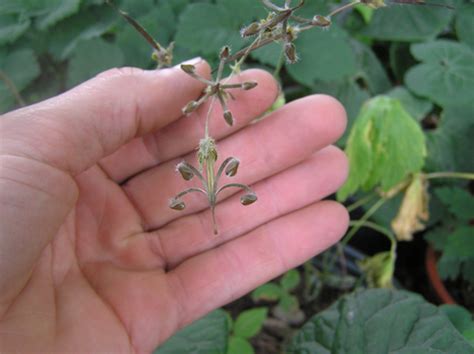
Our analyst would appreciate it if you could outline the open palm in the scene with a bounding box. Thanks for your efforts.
[0,61,348,353]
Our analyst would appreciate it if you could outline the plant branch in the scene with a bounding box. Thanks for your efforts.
[425,172,474,181]
[0,70,26,107]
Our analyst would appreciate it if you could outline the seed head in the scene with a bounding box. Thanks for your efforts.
[223,110,234,126]
[169,198,186,211]
[225,158,240,177]
[176,161,195,181]
[181,64,196,74]
[242,81,258,90]
[183,100,199,114]
[313,15,331,27]
[241,22,261,37]
[220,46,230,60]
[284,42,298,64]
[241,193,258,206]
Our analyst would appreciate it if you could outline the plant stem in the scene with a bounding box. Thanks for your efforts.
[348,220,396,246]
[342,197,388,247]
[328,1,361,18]
[273,46,286,78]
[425,172,474,181]
[204,96,216,139]
[0,70,26,107]
[346,192,377,212]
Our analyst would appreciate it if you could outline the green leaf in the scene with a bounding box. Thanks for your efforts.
[435,187,474,221]
[405,40,474,107]
[441,226,474,262]
[233,308,268,339]
[338,96,426,201]
[154,309,229,354]
[386,86,433,122]
[277,294,299,313]
[286,25,357,86]
[456,2,474,50]
[280,269,301,292]
[175,0,265,58]
[66,38,124,88]
[425,105,474,172]
[0,14,30,45]
[48,4,118,60]
[358,251,395,288]
[440,304,474,343]
[35,0,81,30]
[251,283,282,302]
[351,40,391,95]
[227,336,254,354]
[0,48,39,113]
[363,1,455,41]
[287,288,474,354]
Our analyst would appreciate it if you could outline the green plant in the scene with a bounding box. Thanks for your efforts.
[252,269,305,324]
[227,308,268,354]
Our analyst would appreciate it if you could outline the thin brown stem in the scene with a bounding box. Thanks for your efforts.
[0,70,26,107]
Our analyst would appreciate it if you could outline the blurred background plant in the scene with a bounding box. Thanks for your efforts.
[1,0,473,353]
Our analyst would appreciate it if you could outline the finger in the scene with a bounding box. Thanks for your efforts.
[149,146,348,268]
[100,69,279,182]
[166,200,349,330]
[123,94,347,229]
[0,58,210,176]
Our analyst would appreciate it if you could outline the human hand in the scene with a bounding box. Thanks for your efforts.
[0,59,348,353]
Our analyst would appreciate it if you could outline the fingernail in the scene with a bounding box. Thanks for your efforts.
[176,57,202,68]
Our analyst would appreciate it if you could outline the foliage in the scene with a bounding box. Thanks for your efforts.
[425,186,474,285]
[287,288,473,353]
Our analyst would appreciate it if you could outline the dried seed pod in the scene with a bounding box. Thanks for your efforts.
[241,22,261,37]
[242,81,258,90]
[284,42,298,64]
[169,198,185,211]
[176,161,195,181]
[183,100,199,114]
[223,110,234,126]
[313,15,331,27]
[225,158,240,177]
[220,46,230,60]
[241,193,258,206]
[181,64,196,74]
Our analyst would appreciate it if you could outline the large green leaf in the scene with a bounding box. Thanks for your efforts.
[338,96,426,201]
[286,25,357,86]
[227,337,254,354]
[435,187,474,221]
[175,0,265,58]
[386,86,433,122]
[405,40,474,107]
[0,14,30,45]
[48,3,118,60]
[66,38,124,88]
[0,48,39,113]
[440,304,474,345]
[455,1,474,50]
[362,1,455,41]
[154,309,229,354]
[35,0,81,30]
[233,307,268,339]
[287,288,474,354]
[425,105,474,172]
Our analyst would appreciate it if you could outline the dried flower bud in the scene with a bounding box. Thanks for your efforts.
[284,42,298,64]
[223,110,234,126]
[169,198,185,211]
[241,193,257,205]
[313,15,331,27]
[220,46,230,60]
[225,158,240,177]
[241,22,261,37]
[181,64,196,74]
[176,161,195,181]
[242,81,258,90]
[183,100,199,114]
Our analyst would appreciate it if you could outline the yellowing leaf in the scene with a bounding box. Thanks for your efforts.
[391,174,429,241]
[338,96,426,201]
[358,251,395,288]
